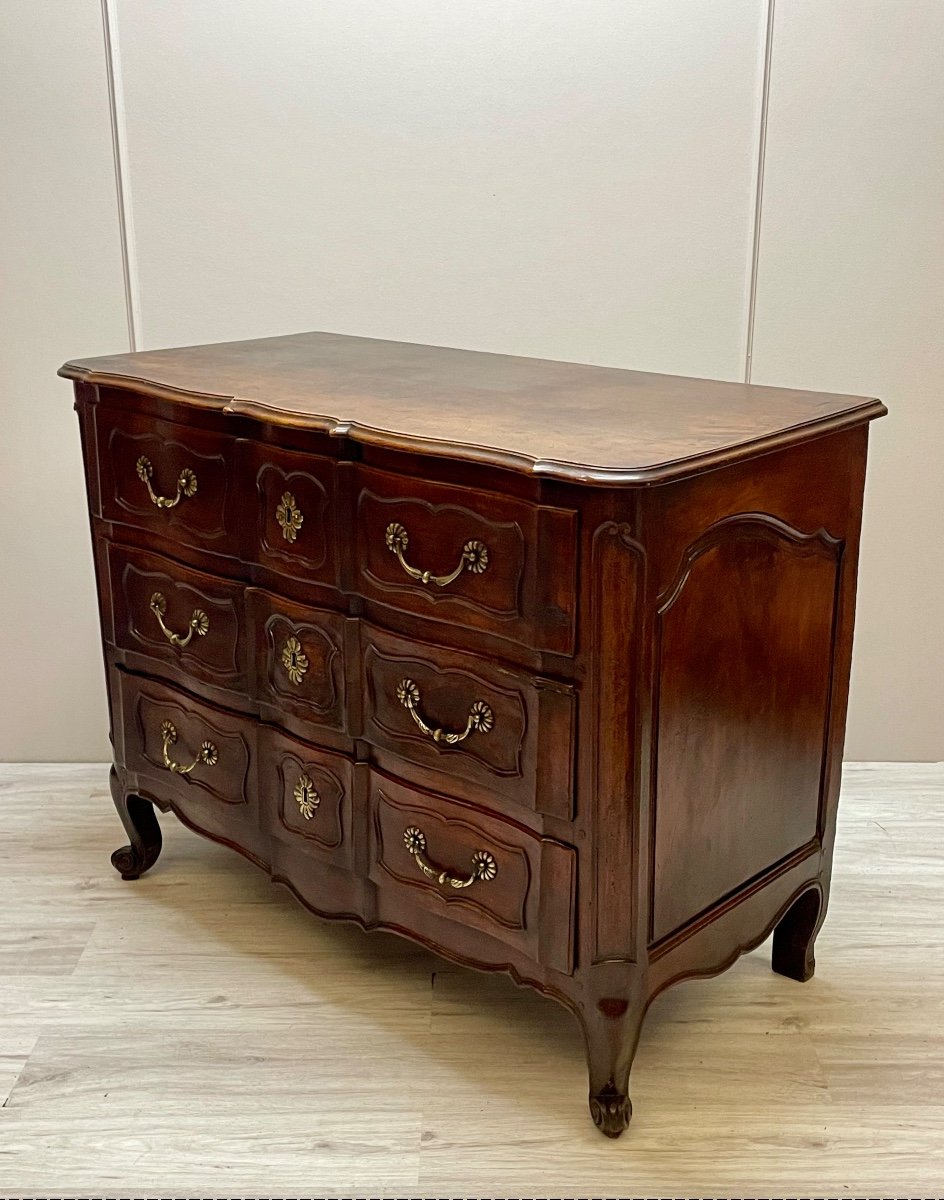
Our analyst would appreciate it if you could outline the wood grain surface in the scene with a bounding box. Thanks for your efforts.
[61,331,886,483]
[1,762,941,1194]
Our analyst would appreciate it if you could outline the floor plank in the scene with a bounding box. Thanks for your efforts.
[0,761,941,1194]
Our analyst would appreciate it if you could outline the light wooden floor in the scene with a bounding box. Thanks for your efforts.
[0,764,942,1196]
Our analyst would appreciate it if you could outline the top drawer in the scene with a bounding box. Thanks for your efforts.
[354,468,577,655]
[95,404,238,556]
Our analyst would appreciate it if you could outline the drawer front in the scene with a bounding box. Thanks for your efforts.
[369,772,576,973]
[116,672,254,817]
[248,589,348,741]
[361,625,575,819]
[259,727,354,871]
[107,544,246,694]
[96,405,236,554]
[253,445,336,584]
[355,468,577,654]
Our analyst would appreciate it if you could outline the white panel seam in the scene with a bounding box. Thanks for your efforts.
[101,0,141,351]
[743,0,776,384]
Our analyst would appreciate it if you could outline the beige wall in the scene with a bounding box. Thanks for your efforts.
[749,0,944,759]
[1,1,939,760]
[0,1,129,762]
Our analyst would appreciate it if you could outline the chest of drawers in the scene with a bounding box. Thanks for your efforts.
[63,332,885,1137]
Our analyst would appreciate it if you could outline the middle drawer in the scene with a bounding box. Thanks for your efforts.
[106,543,248,697]
[360,625,575,820]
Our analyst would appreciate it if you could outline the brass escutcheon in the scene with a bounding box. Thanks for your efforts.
[293,773,320,820]
[276,491,304,543]
[281,636,309,685]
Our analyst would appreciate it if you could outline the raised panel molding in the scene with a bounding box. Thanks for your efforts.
[104,425,230,541]
[120,558,241,679]
[649,513,843,947]
[657,512,843,613]
[275,751,345,850]
[256,460,329,573]
[262,612,343,717]
[363,641,528,782]
[135,691,251,807]
[371,787,533,935]
[357,487,526,620]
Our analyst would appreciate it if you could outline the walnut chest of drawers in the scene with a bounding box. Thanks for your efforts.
[63,332,885,1137]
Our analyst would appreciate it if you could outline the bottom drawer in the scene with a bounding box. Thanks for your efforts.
[368,772,576,975]
[115,671,255,818]
[259,725,356,872]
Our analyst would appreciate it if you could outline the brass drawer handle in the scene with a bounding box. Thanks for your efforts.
[403,826,497,889]
[136,455,197,509]
[160,719,217,775]
[293,773,320,819]
[149,592,209,648]
[385,521,488,587]
[396,678,493,745]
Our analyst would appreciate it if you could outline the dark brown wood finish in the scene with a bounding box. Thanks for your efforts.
[360,623,575,818]
[248,590,349,741]
[355,466,578,655]
[259,725,355,873]
[368,769,576,974]
[65,331,885,1138]
[107,544,247,698]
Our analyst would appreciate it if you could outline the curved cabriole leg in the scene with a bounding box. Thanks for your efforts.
[772,886,823,982]
[583,997,644,1138]
[109,766,162,880]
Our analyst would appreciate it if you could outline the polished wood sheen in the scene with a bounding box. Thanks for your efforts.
[63,330,886,1137]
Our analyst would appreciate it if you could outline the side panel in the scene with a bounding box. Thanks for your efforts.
[644,428,869,951]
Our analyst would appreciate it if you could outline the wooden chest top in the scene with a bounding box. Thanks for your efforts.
[61,330,885,484]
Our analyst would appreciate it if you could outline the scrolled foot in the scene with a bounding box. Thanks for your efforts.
[110,839,160,881]
[589,1080,632,1138]
[109,768,162,880]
